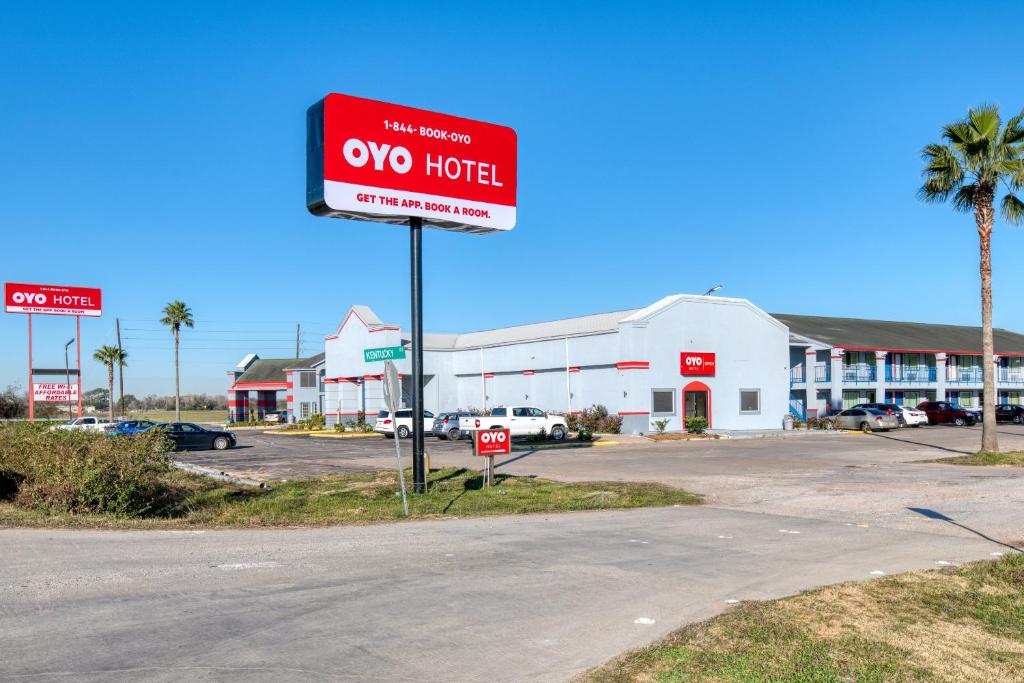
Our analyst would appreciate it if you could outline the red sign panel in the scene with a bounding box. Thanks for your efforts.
[681,352,716,376]
[307,93,517,233]
[474,428,511,456]
[4,282,102,317]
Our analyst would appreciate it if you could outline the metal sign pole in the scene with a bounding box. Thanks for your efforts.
[383,361,409,515]
[410,216,426,493]
[76,315,82,418]
[27,313,33,423]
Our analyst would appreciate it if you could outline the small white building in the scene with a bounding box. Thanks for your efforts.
[320,295,790,433]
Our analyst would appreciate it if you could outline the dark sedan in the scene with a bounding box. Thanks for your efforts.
[147,422,237,450]
[994,404,1024,424]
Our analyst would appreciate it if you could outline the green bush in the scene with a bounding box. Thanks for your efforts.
[0,422,173,516]
[653,418,670,434]
[568,405,621,438]
[334,421,346,433]
[685,416,709,434]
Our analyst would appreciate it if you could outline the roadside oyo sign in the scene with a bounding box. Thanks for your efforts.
[307,93,517,233]
[681,352,716,376]
[33,383,80,403]
[474,428,511,456]
[4,282,102,317]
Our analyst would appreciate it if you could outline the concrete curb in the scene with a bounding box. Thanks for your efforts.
[511,440,620,451]
[308,431,383,439]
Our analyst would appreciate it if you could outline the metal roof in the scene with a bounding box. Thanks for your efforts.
[420,308,640,350]
[235,353,324,384]
[772,313,1024,354]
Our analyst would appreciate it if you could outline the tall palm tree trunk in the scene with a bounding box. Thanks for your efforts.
[977,191,998,453]
[174,329,180,423]
[107,364,115,425]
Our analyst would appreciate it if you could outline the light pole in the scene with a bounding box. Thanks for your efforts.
[702,284,723,296]
[64,337,75,422]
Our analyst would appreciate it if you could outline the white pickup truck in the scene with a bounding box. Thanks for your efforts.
[48,416,114,433]
[459,407,569,441]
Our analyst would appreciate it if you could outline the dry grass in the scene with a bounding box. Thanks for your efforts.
[0,467,702,529]
[647,433,720,442]
[582,554,1024,682]
[924,451,1024,467]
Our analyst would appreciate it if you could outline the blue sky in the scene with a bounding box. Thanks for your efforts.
[2,1,1024,396]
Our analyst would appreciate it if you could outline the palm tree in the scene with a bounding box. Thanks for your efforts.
[160,300,194,422]
[93,345,127,424]
[919,104,1024,453]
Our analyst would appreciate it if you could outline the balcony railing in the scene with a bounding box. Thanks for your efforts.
[998,371,1024,385]
[886,366,936,384]
[814,365,830,383]
[948,368,984,384]
[790,366,805,385]
[843,365,876,383]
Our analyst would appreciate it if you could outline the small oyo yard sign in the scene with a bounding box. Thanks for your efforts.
[4,282,102,317]
[307,93,517,233]
[474,428,511,456]
[681,352,716,376]
[364,346,406,362]
[33,383,79,403]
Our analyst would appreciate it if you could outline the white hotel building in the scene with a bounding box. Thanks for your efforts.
[227,294,1024,432]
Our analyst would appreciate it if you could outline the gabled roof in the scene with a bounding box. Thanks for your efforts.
[772,313,1024,355]
[422,308,639,350]
[235,353,325,385]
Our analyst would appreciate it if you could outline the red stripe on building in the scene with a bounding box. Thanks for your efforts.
[616,361,650,370]
[568,366,580,373]
[618,411,649,415]
[286,395,293,402]
[484,373,494,379]
[363,374,383,380]
[522,370,535,376]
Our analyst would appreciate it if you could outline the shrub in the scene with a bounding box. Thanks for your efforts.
[571,404,614,439]
[334,421,346,433]
[653,418,670,434]
[685,416,709,434]
[354,411,372,432]
[597,415,622,434]
[0,422,173,516]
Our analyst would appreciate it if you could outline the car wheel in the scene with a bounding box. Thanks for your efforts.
[447,427,461,441]
[550,425,566,441]
[1014,415,1022,424]
[953,417,966,426]
[860,421,872,432]
[213,436,229,450]
[397,425,410,439]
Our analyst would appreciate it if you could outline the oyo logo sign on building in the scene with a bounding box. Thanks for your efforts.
[681,352,716,376]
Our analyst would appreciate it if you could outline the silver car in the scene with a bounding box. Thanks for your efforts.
[833,407,899,432]
[431,412,480,440]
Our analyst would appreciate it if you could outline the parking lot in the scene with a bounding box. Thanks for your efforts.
[178,424,1024,542]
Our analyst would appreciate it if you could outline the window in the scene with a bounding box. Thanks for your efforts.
[651,389,675,416]
[739,389,760,414]
[491,408,507,417]
[530,408,545,417]
[513,407,530,417]
[300,371,316,388]
[300,403,311,419]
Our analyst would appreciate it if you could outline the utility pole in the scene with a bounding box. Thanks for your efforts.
[116,317,125,416]
[296,322,301,359]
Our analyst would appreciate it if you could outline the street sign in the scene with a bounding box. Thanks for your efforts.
[307,93,517,233]
[474,428,511,456]
[4,282,102,317]
[364,346,406,362]
[681,352,716,376]
[32,383,79,403]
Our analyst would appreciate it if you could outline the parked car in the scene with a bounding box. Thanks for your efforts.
[916,401,977,426]
[895,405,929,427]
[49,416,114,433]
[832,408,900,432]
[994,404,1024,424]
[852,403,905,426]
[113,419,156,436]
[432,411,480,440]
[375,409,435,439]
[263,411,287,423]
[146,422,236,450]
[458,406,569,441]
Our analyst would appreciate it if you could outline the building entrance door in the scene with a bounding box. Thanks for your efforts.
[684,390,708,420]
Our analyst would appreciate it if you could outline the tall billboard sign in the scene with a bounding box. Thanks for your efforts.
[4,282,102,317]
[307,92,518,496]
[307,93,517,233]
[4,282,102,422]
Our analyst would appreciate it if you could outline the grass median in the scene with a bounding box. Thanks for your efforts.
[0,467,702,529]
[925,451,1024,467]
[583,553,1024,683]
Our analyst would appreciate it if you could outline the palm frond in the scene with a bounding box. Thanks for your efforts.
[1002,110,1024,145]
[951,183,978,212]
[968,104,1001,142]
[1002,193,1024,225]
